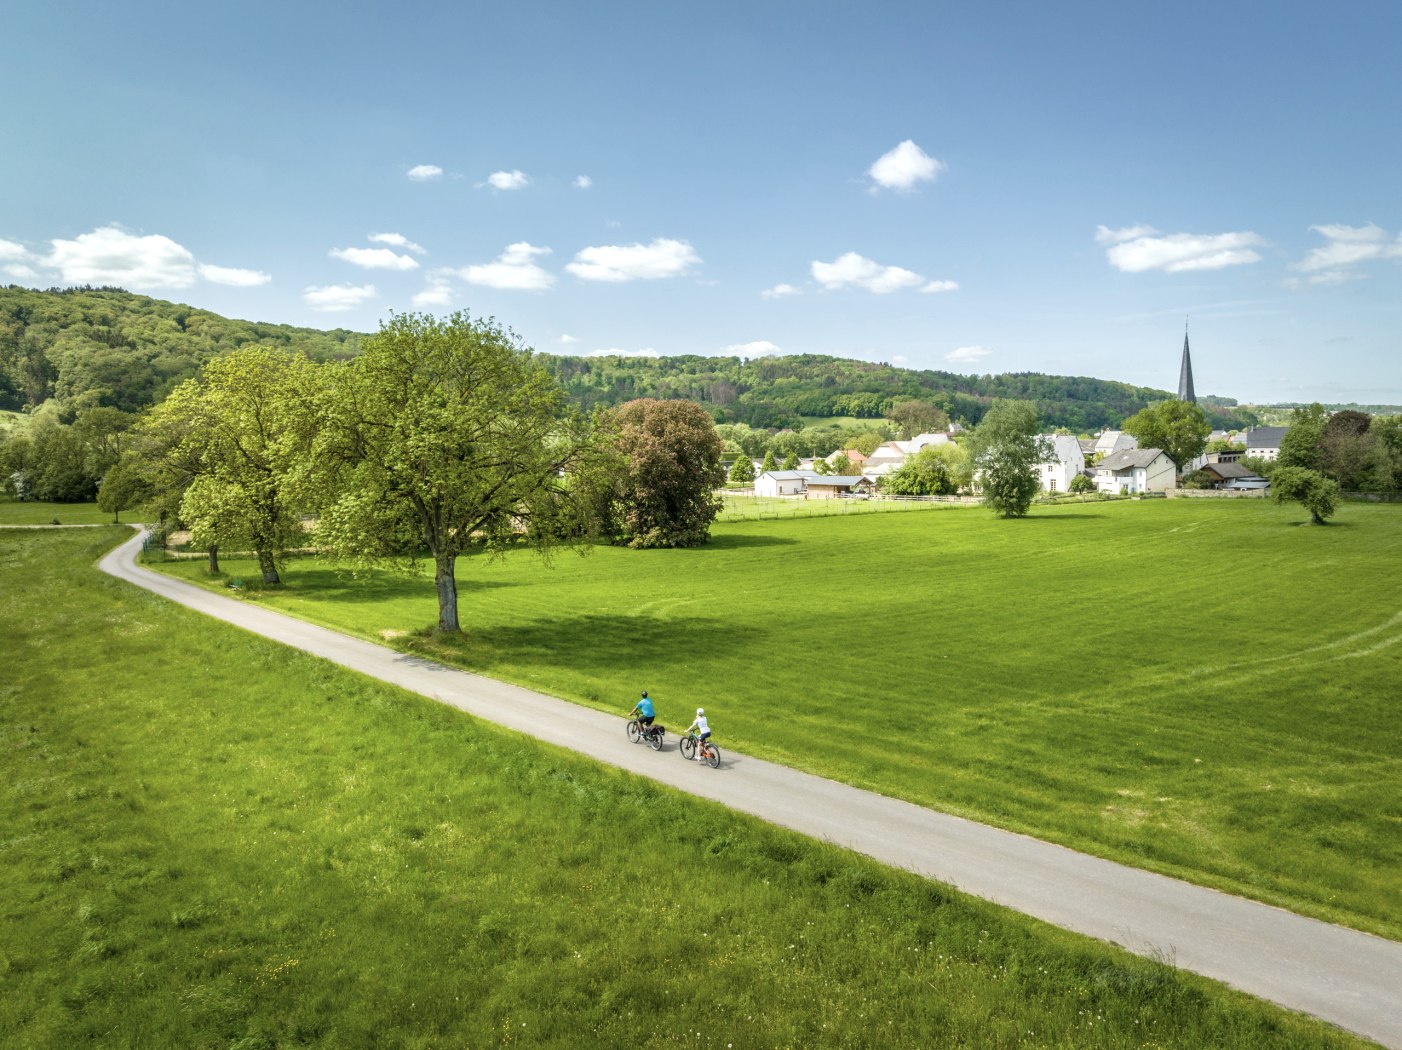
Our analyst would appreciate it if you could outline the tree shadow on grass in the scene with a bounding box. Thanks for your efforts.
[285,565,516,605]
[702,533,801,550]
[461,613,743,678]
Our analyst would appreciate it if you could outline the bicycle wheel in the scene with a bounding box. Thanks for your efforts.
[703,743,721,769]
[626,720,642,744]
[679,735,696,760]
[647,728,664,751]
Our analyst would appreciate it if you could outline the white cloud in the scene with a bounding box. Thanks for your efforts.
[946,345,993,364]
[368,232,425,254]
[304,283,376,312]
[589,347,660,358]
[0,239,36,280]
[458,242,555,291]
[566,238,700,282]
[1094,224,1160,245]
[1100,230,1265,273]
[891,355,908,364]
[724,340,784,358]
[198,263,271,287]
[486,169,529,190]
[761,282,802,299]
[46,226,198,287]
[1291,223,1402,282]
[330,246,419,271]
[407,164,443,181]
[573,175,592,189]
[868,139,945,192]
[558,334,579,344]
[412,277,455,309]
[3,264,37,280]
[0,238,26,261]
[811,251,949,294]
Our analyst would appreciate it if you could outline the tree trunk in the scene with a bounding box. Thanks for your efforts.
[435,552,459,633]
[208,543,220,574]
[257,548,281,585]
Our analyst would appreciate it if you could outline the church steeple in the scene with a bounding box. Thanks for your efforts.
[1178,320,1196,403]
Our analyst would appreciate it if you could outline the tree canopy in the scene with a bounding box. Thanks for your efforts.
[966,400,1051,518]
[1121,399,1211,474]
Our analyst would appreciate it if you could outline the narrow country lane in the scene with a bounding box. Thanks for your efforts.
[99,527,1402,1048]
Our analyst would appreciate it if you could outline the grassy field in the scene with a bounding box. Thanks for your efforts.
[716,492,971,522]
[151,499,1402,942]
[0,498,123,525]
[2,529,1373,1047]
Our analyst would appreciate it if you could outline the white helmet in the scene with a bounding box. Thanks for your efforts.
[696,708,704,716]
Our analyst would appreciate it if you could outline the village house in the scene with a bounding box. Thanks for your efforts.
[1095,448,1176,494]
[1197,462,1269,490]
[1244,426,1289,461]
[1092,430,1138,461]
[755,470,818,497]
[1036,434,1086,493]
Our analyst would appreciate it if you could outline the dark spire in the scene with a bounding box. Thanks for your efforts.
[1178,320,1196,403]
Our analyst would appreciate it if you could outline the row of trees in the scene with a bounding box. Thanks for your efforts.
[4,314,726,633]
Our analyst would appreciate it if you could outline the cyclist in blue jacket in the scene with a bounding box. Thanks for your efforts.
[628,690,656,730]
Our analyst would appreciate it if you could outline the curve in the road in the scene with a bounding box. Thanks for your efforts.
[99,528,1402,1048]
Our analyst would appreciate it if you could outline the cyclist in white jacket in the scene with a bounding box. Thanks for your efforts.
[684,708,711,760]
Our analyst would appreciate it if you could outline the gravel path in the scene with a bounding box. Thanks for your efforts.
[99,528,1402,1047]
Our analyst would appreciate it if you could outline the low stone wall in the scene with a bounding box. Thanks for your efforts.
[1167,488,1267,499]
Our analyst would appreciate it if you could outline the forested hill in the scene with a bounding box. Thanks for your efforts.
[0,285,362,414]
[542,353,1256,432]
[2,286,1255,430]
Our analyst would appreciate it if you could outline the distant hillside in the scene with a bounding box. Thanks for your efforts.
[0,285,362,414]
[1,286,1259,430]
[541,353,1258,432]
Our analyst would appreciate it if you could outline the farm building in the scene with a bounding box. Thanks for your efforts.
[755,470,817,497]
[1095,448,1176,494]
[805,475,873,498]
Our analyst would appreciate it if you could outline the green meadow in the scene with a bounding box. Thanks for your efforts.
[153,499,1402,941]
[0,528,1374,1047]
[0,497,120,525]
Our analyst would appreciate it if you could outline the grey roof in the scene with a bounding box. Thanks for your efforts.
[1201,461,1262,480]
[1097,448,1173,471]
[760,470,819,481]
[1078,438,1098,454]
[805,475,869,486]
[1178,329,1196,403]
[1245,426,1288,448]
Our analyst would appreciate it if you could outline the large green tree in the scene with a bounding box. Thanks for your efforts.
[595,397,725,549]
[728,454,756,484]
[886,399,949,440]
[1121,400,1210,476]
[882,443,970,496]
[148,347,321,583]
[966,400,1050,518]
[1278,403,1328,472]
[315,312,589,634]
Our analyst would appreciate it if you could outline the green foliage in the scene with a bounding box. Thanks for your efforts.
[728,453,756,484]
[886,398,949,439]
[0,285,361,416]
[1068,472,1096,494]
[2,529,1367,1049]
[882,443,970,496]
[598,397,726,548]
[1270,466,1340,524]
[315,312,589,631]
[96,458,150,522]
[760,448,778,473]
[781,450,800,470]
[1121,399,1211,473]
[966,400,1051,517]
[1278,403,1329,472]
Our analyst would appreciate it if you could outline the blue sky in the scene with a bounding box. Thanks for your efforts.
[4,1,1400,404]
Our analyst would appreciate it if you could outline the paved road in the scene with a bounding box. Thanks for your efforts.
[99,528,1402,1048]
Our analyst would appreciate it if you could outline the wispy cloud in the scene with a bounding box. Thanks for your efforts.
[406,164,443,181]
[369,232,425,254]
[198,263,271,287]
[589,347,660,358]
[1289,223,1402,285]
[1,238,37,279]
[304,284,376,312]
[330,246,419,271]
[868,140,945,193]
[1098,227,1265,273]
[485,169,529,190]
[811,251,953,294]
[412,274,455,309]
[566,238,700,282]
[458,242,555,291]
[760,283,802,299]
[558,334,579,344]
[946,345,993,364]
[573,175,592,189]
[724,340,783,358]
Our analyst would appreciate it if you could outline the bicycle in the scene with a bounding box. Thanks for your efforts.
[626,717,665,751]
[678,732,720,768]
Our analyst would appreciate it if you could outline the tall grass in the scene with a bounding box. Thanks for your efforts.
[153,499,1402,939]
[0,528,1372,1047]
